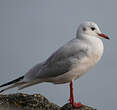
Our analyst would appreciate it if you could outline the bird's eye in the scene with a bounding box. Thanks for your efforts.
[82,27,86,31]
[91,27,96,31]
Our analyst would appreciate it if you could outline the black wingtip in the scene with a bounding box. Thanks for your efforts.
[0,89,4,93]
[0,76,24,88]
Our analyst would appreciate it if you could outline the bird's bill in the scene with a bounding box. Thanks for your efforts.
[98,33,110,40]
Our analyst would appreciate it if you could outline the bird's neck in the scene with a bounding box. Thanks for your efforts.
[77,33,104,59]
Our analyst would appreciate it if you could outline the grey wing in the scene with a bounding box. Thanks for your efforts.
[24,39,88,81]
[36,59,71,78]
[23,60,70,82]
[36,39,88,79]
[23,62,45,81]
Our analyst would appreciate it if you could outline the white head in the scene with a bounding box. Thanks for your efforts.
[77,21,109,40]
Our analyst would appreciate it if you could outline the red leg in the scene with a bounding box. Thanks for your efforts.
[69,80,74,103]
[69,80,83,108]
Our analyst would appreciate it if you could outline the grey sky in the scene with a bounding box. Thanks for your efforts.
[0,0,116,110]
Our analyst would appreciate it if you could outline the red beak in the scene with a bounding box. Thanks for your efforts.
[98,33,110,40]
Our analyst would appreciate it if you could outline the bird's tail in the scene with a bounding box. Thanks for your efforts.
[0,76,43,93]
[0,76,24,93]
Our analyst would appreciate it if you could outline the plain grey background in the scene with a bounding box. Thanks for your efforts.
[0,0,116,110]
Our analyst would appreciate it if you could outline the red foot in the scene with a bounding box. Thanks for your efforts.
[71,102,83,108]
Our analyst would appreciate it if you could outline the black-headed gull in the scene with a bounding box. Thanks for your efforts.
[0,21,109,108]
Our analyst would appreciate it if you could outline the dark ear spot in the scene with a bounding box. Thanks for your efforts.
[82,27,86,31]
[91,27,95,31]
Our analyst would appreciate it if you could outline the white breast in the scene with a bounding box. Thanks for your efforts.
[73,37,104,79]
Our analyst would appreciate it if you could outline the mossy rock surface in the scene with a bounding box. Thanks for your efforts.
[0,93,97,110]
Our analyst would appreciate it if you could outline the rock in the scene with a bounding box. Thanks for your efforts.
[0,93,60,110]
[61,103,97,110]
[0,93,97,110]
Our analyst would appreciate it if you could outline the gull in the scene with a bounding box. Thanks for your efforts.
[0,21,109,108]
